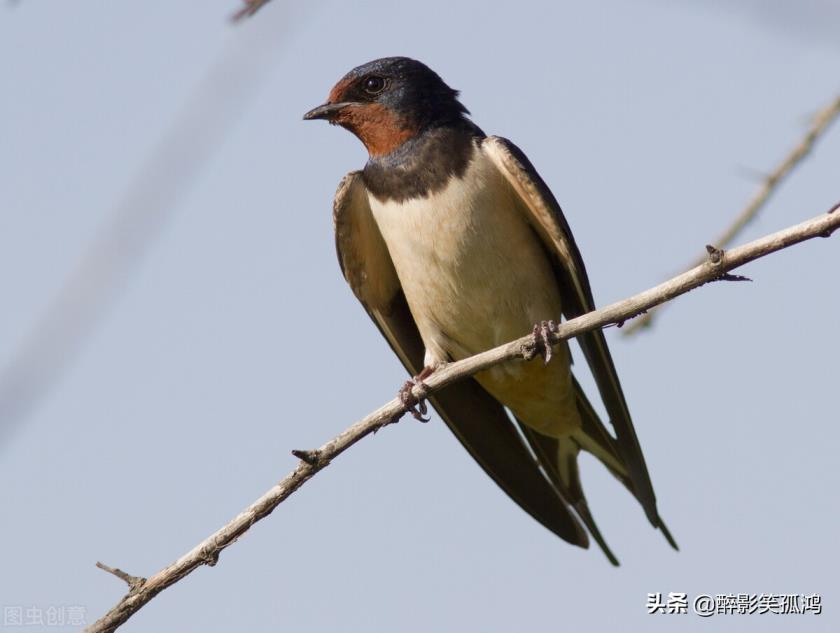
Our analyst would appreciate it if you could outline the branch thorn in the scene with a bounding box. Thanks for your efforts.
[291,449,321,466]
[716,273,752,282]
[95,562,146,593]
[705,244,724,265]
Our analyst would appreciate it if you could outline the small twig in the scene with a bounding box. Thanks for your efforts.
[291,449,322,465]
[95,563,146,593]
[84,207,840,633]
[623,94,840,335]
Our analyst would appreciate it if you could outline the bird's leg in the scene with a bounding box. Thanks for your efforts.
[399,366,435,422]
[532,320,559,365]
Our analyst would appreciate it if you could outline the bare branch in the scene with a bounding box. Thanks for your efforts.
[622,94,840,335]
[84,207,840,633]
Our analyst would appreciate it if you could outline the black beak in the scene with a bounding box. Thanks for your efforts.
[303,101,353,121]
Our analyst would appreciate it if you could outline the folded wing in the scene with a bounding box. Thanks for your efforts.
[483,136,676,549]
[333,171,589,549]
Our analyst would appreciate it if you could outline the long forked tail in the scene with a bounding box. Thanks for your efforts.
[517,379,678,565]
[572,379,679,551]
[519,425,620,565]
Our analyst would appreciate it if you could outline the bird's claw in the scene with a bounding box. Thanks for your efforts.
[399,368,433,422]
[532,320,558,365]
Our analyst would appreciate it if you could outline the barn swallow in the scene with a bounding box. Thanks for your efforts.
[305,57,676,564]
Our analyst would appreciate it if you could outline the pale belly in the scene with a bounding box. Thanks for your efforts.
[368,151,581,435]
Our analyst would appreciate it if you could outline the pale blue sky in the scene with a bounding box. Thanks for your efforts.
[1,1,839,632]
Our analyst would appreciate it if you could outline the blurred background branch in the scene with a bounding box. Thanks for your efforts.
[231,0,274,21]
[0,9,291,448]
[622,93,840,335]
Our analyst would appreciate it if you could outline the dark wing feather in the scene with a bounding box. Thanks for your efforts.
[333,171,588,547]
[483,137,674,543]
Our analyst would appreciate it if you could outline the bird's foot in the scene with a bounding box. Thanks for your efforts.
[399,366,434,422]
[532,320,559,365]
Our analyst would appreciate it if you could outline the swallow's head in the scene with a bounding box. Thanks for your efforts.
[304,57,469,157]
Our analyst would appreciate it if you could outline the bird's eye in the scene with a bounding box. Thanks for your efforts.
[363,76,386,95]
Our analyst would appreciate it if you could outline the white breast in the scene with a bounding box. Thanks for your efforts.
[368,146,563,368]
